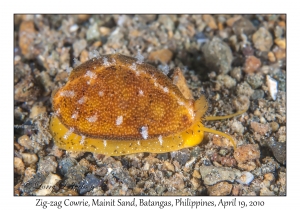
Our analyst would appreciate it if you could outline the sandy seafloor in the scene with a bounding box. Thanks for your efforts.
[14,14,286,196]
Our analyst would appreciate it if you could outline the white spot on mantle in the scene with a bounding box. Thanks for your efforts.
[130,63,137,71]
[63,127,74,139]
[80,135,86,145]
[78,96,86,104]
[139,90,144,96]
[158,135,163,146]
[116,116,123,126]
[99,91,104,97]
[103,140,107,147]
[87,115,98,123]
[60,90,75,97]
[163,87,169,93]
[177,100,184,106]
[71,111,78,119]
[85,70,97,79]
[140,126,148,140]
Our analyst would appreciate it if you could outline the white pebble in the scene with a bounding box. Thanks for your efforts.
[135,50,144,64]
[73,58,81,67]
[266,75,278,100]
[236,171,254,185]
[69,24,79,32]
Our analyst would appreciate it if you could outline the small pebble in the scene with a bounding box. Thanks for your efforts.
[260,187,275,196]
[58,157,78,176]
[72,39,87,57]
[236,171,254,185]
[199,165,241,185]
[86,22,100,41]
[207,182,232,196]
[77,14,90,22]
[266,138,286,165]
[163,161,175,172]
[226,15,241,27]
[19,20,36,59]
[62,165,88,187]
[236,82,254,97]
[232,17,256,36]
[252,27,273,52]
[80,49,89,63]
[202,15,217,30]
[274,38,286,49]
[216,75,236,89]
[35,173,61,196]
[268,51,276,62]
[192,170,201,179]
[230,121,244,134]
[237,161,257,171]
[234,144,260,163]
[243,55,261,74]
[37,156,58,174]
[245,74,263,89]
[29,104,46,119]
[191,177,200,189]
[233,95,250,111]
[14,157,25,175]
[250,122,271,135]
[266,75,278,100]
[270,122,279,132]
[21,172,47,194]
[21,153,38,166]
[111,168,136,188]
[251,89,265,100]
[78,174,103,195]
[170,149,191,165]
[18,135,33,150]
[230,67,242,81]
[148,49,173,64]
[273,46,286,60]
[202,37,233,74]
[166,173,185,190]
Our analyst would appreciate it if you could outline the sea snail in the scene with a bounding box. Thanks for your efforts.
[50,54,246,156]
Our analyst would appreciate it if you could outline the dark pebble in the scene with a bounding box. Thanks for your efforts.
[157,153,169,160]
[251,89,265,100]
[37,156,57,174]
[266,138,286,165]
[111,168,136,188]
[202,37,233,74]
[171,148,191,165]
[78,174,103,195]
[120,158,130,169]
[232,17,256,36]
[58,157,78,176]
[62,165,88,188]
[21,172,47,194]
